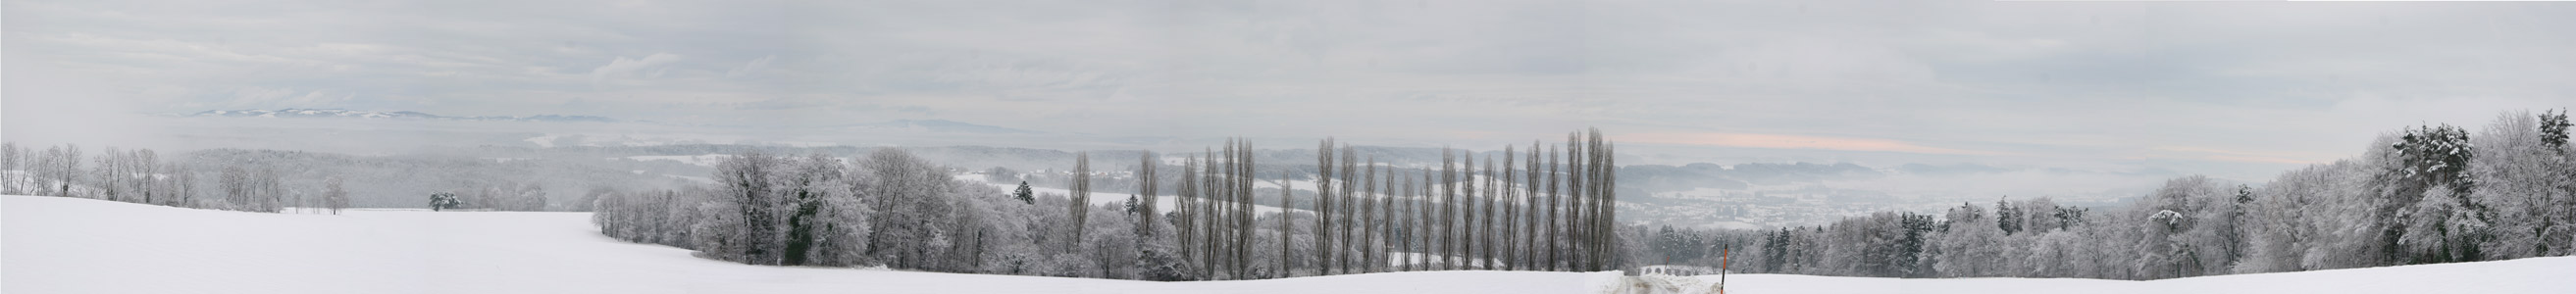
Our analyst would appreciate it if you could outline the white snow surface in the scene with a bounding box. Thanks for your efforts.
[1666,255,2575,294]
[10,195,2571,294]
[1,196,1604,294]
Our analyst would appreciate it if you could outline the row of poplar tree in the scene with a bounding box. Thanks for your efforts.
[0,143,351,214]
[1631,109,2576,280]
[591,128,1629,280]
[1164,128,1623,279]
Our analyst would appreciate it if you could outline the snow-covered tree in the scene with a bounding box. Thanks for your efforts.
[2382,123,2485,264]
[862,148,958,269]
[48,144,83,197]
[778,154,845,266]
[710,151,784,265]
[2469,111,2576,260]
[0,142,18,195]
[430,192,461,211]
[324,176,349,215]
[1014,181,1035,205]
[2541,109,2570,149]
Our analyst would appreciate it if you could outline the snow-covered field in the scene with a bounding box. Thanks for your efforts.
[1,196,1608,294]
[7,195,2571,294]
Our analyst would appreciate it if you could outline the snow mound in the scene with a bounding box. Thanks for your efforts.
[1,196,1604,294]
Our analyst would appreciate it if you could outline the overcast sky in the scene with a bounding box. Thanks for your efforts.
[7,0,2573,179]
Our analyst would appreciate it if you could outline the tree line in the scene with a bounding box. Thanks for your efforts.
[1,143,352,214]
[1632,109,2576,280]
[591,128,1628,280]
[0,143,603,214]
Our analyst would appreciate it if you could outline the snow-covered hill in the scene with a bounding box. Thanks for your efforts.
[7,195,2568,294]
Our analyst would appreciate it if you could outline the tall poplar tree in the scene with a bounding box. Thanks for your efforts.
[1480,154,1498,269]
[1236,139,1255,278]
[1545,144,1562,270]
[1178,155,1199,273]
[1421,169,1442,270]
[1362,157,1380,273]
[1462,150,1477,269]
[1523,141,1543,270]
[1278,176,1293,276]
[1138,150,1159,237]
[1071,151,1092,240]
[1502,145,1519,270]
[1336,144,1358,273]
[1314,138,1334,274]
[1442,147,1459,270]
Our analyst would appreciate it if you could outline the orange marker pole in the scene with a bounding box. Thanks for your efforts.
[1719,248,1729,294]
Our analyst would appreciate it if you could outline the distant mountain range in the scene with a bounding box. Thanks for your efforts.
[185,109,619,122]
[180,110,1052,134]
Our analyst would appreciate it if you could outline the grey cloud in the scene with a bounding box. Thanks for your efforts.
[589,53,683,88]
